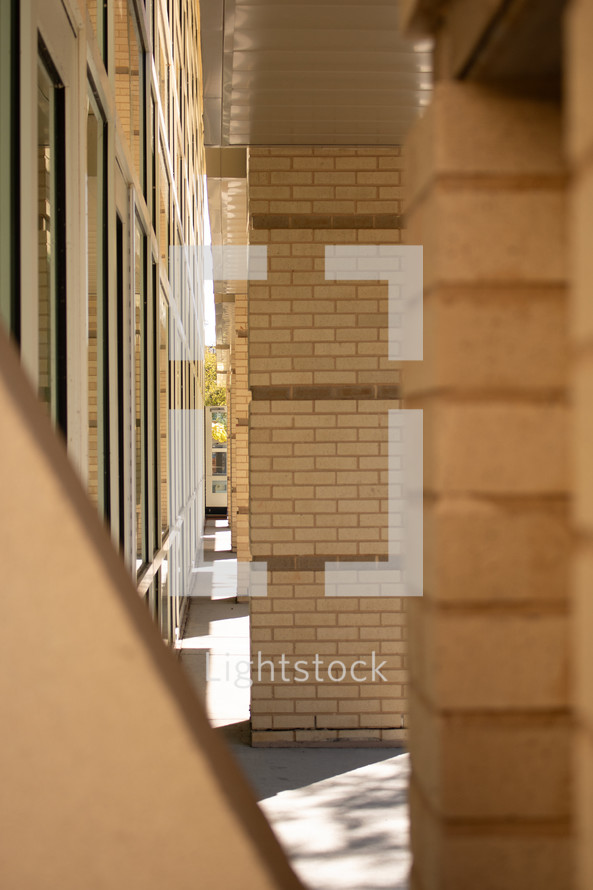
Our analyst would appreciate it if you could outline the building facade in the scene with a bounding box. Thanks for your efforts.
[0,0,208,643]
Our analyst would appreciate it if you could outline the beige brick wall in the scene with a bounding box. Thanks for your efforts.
[228,342,236,546]
[226,288,251,592]
[404,83,571,889]
[247,148,408,746]
[233,292,252,574]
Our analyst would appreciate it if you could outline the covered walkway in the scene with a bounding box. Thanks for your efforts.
[179,517,411,890]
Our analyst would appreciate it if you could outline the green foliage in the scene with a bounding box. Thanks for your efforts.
[204,350,226,406]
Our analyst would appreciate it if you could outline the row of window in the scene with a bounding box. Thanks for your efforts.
[0,0,207,645]
[85,0,205,260]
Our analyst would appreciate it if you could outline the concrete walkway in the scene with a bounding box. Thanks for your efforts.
[179,517,411,890]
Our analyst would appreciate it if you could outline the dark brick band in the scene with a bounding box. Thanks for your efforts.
[250,383,400,401]
[251,212,402,231]
[262,554,387,572]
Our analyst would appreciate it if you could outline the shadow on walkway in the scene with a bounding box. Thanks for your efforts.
[179,516,410,890]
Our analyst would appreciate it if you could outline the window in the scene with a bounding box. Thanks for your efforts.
[211,409,227,492]
[152,261,159,554]
[86,0,107,64]
[159,560,170,644]
[135,219,147,572]
[116,214,126,554]
[157,23,169,136]
[150,96,157,231]
[86,88,109,518]
[159,147,170,273]
[37,43,67,436]
[115,3,146,194]
[0,0,19,341]
[159,291,169,534]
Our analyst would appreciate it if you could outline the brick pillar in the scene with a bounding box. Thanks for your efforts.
[568,1,593,887]
[247,147,408,746]
[230,289,252,598]
[228,350,235,540]
[404,83,571,889]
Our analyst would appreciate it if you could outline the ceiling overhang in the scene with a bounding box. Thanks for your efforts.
[200,1,433,364]
[200,0,432,148]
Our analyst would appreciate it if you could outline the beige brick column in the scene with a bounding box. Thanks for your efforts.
[404,83,571,889]
[227,345,235,542]
[247,148,408,746]
[567,1,593,887]
[230,289,252,598]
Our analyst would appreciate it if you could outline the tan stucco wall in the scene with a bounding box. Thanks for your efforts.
[404,81,571,890]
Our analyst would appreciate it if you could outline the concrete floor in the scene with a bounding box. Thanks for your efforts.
[179,517,411,890]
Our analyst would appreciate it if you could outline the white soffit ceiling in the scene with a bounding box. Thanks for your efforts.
[201,0,433,146]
